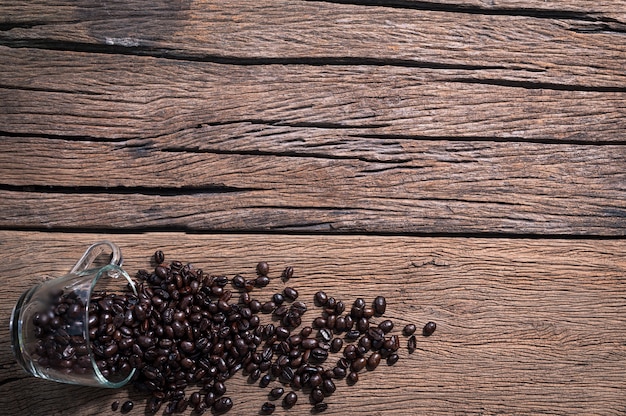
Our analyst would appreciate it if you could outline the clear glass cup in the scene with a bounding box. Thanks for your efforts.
[10,241,137,387]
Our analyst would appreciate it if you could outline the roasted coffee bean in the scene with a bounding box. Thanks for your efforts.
[310,348,328,361]
[408,335,417,354]
[282,266,294,281]
[330,338,343,353]
[367,352,381,370]
[213,397,233,414]
[347,371,359,384]
[310,387,324,404]
[283,287,298,301]
[260,374,272,388]
[373,296,386,315]
[261,301,276,314]
[378,320,394,334]
[301,338,318,349]
[261,402,276,414]
[154,250,165,264]
[351,357,367,372]
[283,392,298,408]
[232,274,246,289]
[345,330,360,340]
[403,324,417,336]
[423,321,437,336]
[313,402,328,413]
[387,353,400,366]
[256,262,270,276]
[300,326,312,338]
[111,400,120,411]
[332,366,346,379]
[319,328,332,342]
[255,276,270,288]
[356,317,369,333]
[272,293,285,306]
[314,291,328,306]
[269,387,284,400]
[322,379,336,395]
[121,400,134,413]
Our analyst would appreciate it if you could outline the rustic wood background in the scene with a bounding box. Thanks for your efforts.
[0,0,625,415]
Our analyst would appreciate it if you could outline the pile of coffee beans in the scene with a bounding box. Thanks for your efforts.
[30,251,437,414]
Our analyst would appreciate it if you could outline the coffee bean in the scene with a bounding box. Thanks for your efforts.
[314,291,328,306]
[213,397,233,414]
[261,402,276,414]
[121,400,134,413]
[330,338,343,353]
[255,276,270,288]
[154,250,165,264]
[282,287,298,302]
[387,353,399,366]
[347,371,359,384]
[423,321,437,336]
[408,335,417,354]
[256,262,269,276]
[319,328,332,342]
[111,400,120,411]
[310,387,324,404]
[282,266,294,281]
[283,392,298,408]
[313,402,328,413]
[351,357,367,372]
[269,387,284,400]
[403,324,417,336]
[322,379,336,395]
[378,320,394,334]
[373,296,386,315]
[367,352,381,370]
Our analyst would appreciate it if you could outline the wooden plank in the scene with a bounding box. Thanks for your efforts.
[1,135,625,235]
[0,47,624,141]
[0,1,624,88]
[1,231,625,414]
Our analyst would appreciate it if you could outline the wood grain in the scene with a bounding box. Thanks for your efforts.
[0,135,625,235]
[0,0,624,89]
[0,47,624,142]
[1,232,625,415]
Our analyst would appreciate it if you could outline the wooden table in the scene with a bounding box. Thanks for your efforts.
[1,1,625,415]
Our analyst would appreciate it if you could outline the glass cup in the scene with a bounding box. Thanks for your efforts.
[10,241,137,388]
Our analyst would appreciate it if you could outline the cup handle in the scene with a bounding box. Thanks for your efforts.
[70,241,123,274]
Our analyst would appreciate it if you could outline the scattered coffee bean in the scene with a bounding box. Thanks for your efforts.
[269,387,284,400]
[408,335,417,354]
[283,391,298,408]
[256,261,270,276]
[313,402,328,413]
[121,400,134,414]
[347,372,359,385]
[111,400,120,411]
[283,287,298,301]
[314,291,328,306]
[282,266,294,281]
[423,321,437,336]
[214,397,233,414]
[154,250,165,264]
[387,353,400,366]
[373,296,386,315]
[403,324,417,336]
[261,402,276,414]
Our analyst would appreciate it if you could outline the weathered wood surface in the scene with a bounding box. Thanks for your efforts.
[1,233,625,415]
[0,1,625,89]
[1,136,625,235]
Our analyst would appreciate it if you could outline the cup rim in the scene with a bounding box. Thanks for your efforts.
[87,263,137,388]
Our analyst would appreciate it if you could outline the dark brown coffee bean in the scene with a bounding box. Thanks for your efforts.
[283,287,298,301]
[330,338,343,353]
[261,301,276,314]
[356,317,369,333]
[283,392,298,408]
[367,352,381,370]
[423,321,437,336]
[314,291,328,306]
[332,366,346,379]
[121,400,134,413]
[322,379,336,395]
[111,400,120,411]
[256,261,269,276]
[154,250,165,264]
[310,348,328,361]
[319,328,332,342]
[313,402,328,413]
[269,387,284,400]
[408,335,417,354]
[282,266,294,281]
[313,317,326,328]
[310,387,324,404]
[387,353,399,366]
[261,402,276,414]
[213,397,233,414]
[373,296,386,315]
[259,374,272,388]
[232,274,246,288]
[301,338,318,349]
[378,319,394,333]
[300,326,313,338]
[255,276,270,288]
[403,324,417,336]
[347,371,358,384]
[351,357,367,372]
